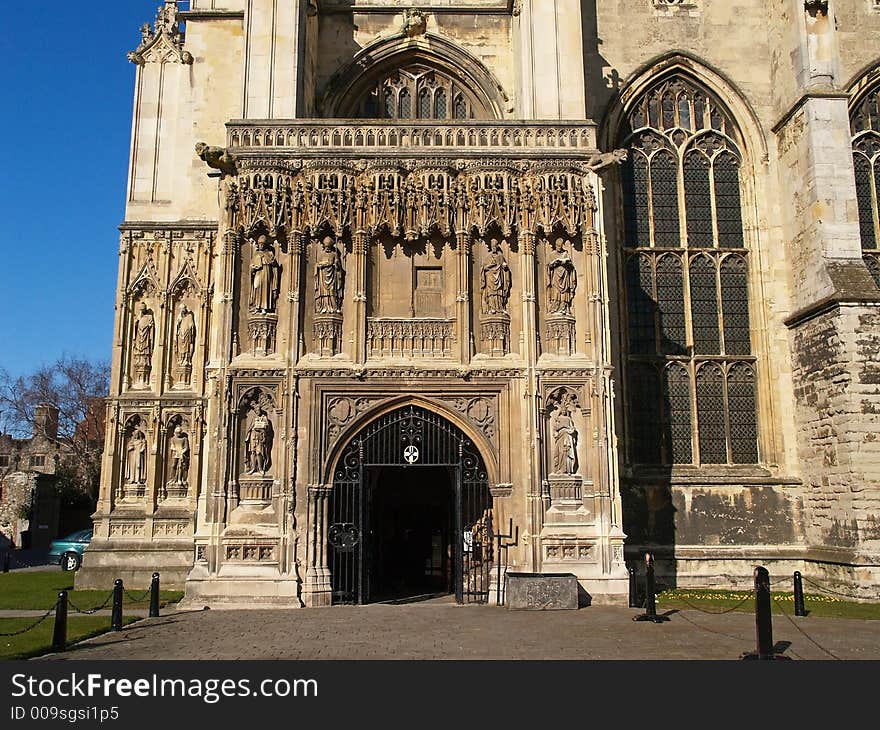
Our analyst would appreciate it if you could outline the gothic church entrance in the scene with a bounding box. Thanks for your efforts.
[329,405,492,605]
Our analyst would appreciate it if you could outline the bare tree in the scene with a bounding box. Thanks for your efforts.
[0,357,110,501]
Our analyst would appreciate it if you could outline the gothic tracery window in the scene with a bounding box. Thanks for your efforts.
[620,77,759,466]
[352,64,484,120]
[850,82,880,288]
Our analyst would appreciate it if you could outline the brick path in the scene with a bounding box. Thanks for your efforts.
[41,598,880,660]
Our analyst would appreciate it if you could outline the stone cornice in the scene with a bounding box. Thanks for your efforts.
[317,0,515,14]
[179,10,245,21]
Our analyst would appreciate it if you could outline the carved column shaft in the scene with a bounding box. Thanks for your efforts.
[456,232,472,363]
[353,232,368,364]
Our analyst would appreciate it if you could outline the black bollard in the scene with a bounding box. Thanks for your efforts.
[741,566,775,660]
[633,553,669,623]
[793,571,806,617]
[149,572,160,618]
[52,591,68,653]
[628,565,639,608]
[2,551,9,573]
[111,579,124,631]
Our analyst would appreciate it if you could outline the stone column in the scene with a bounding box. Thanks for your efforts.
[303,484,332,607]
[243,0,310,118]
[516,0,586,119]
[456,232,472,364]
[518,229,542,570]
[352,232,369,364]
[775,0,880,581]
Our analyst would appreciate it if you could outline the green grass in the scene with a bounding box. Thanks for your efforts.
[0,571,183,611]
[0,615,139,660]
[656,588,880,620]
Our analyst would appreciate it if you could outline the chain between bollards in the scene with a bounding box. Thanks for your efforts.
[149,573,160,618]
[111,579,124,631]
[633,553,669,623]
[52,591,68,653]
[793,571,806,617]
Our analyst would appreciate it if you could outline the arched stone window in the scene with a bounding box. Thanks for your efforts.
[619,76,759,466]
[850,80,880,288]
[349,64,486,120]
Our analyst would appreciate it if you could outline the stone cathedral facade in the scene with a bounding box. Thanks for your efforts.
[77,0,880,606]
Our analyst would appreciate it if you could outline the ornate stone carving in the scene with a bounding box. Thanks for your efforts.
[402,8,427,38]
[164,418,190,500]
[546,237,577,316]
[545,317,576,357]
[480,317,510,356]
[248,313,278,357]
[249,234,281,314]
[367,318,455,358]
[480,238,512,315]
[447,396,497,441]
[128,1,193,66]
[244,403,274,476]
[195,142,237,176]
[121,416,148,500]
[173,304,196,386]
[326,396,390,442]
[315,236,345,314]
[131,302,155,387]
[313,317,343,357]
[550,403,578,476]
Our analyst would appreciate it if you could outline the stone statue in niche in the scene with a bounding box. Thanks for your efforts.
[131,302,155,386]
[167,425,190,486]
[244,404,273,475]
[480,238,512,315]
[249,234,281,314]
[315,236,345,314]
[173,304,196,381]
[125,425,148,484]
[551,403,578,475]
[546,237,577,316]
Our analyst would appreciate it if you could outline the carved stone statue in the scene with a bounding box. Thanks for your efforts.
[132,302,155,386]
[195,142,237,176]
[547,237,577,316]
[249,235,281,314]
[315,236,345,314]
[125,427,148,484]
[244,405,273,475]
[551,405,578,475]
[167,425,190,486]
[174,304,196,376]
[480,238,512,315]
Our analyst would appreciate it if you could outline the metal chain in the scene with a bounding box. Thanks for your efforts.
[672,609,754,643]
[0,605,56,637]
[802,576,877,602]
[772,600,841,660]
[123,588,152,603]
[68,591,114,615]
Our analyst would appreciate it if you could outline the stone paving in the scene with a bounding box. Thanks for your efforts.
[40,597,880,661]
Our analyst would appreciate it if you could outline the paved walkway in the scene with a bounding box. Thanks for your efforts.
[40,598,880,660]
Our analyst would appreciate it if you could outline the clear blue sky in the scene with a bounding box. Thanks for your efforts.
[0,2,176,377]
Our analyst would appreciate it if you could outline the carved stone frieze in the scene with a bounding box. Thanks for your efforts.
[367,318,455,359]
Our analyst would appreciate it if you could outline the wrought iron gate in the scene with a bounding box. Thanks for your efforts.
[329,405,492,605]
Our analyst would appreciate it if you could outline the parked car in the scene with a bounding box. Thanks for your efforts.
[48,529,93,571]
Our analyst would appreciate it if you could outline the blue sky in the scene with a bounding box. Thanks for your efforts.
[0,2,167,377]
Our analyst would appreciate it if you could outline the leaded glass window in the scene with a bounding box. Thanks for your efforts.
[351,65,483,120]
[850,81,880,287]
[620,75,759,466]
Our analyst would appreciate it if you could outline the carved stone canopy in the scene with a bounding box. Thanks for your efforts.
[128,1,193,66]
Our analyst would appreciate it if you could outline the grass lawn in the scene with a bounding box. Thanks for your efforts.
[655,588,880,620]
[0,571,184,611]
[0,615,139,660]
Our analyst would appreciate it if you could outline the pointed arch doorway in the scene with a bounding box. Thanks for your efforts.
[328,405,493,605]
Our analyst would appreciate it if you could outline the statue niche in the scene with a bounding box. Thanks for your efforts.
[313,235,345,356]
[119,415,149,501]
[172,302,196,387]
[545,237,578,356]
[247,234,282,357]
[479,237,512,356]
[238,388,276,504]
[131,301,155,388]
[163,416,191,500]
[545,389,585,509]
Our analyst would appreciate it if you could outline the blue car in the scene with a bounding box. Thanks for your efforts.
[47,529,93,571]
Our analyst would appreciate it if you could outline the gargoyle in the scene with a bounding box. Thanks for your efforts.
[585,148,628,173]
[195,142,238,177]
